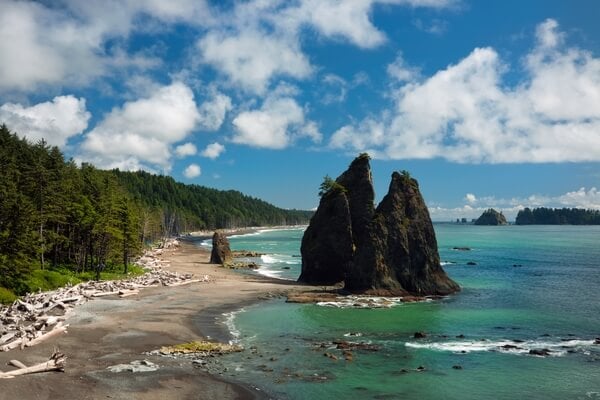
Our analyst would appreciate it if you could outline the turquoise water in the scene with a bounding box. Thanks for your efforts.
[213,225,600,399]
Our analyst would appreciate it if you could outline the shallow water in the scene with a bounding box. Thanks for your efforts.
[205,225,600,399]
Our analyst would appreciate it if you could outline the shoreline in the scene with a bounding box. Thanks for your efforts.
[0,238,307,399]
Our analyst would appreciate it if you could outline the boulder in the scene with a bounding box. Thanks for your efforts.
[210,231,233,265]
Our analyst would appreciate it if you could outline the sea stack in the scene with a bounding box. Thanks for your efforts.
[299,154,460,296]
[210,231,233,265]
[474,209,508,225]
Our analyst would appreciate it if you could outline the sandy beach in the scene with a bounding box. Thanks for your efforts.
[0,240,306,400]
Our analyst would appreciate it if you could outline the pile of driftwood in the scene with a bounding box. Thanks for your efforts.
[0,238,209,355]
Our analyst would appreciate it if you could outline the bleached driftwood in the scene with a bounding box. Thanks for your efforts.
[8,359,27,369]
[0,238,209,353]
[25,324,68,348]
[0,351,66,378]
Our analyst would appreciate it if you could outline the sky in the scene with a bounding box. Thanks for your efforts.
[1,0,599,221]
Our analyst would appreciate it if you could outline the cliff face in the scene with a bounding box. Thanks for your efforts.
[298,190,353,284]
[210,231,233,265]
[298,154,373,285]
[300,155,460,296]
[347,172,460,295]
[475,209,508,225]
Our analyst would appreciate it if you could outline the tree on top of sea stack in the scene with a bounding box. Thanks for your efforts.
[299,153,460,296]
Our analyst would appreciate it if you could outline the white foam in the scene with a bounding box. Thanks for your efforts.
[316,296,407,309]
[405,338,596,357]
[255,266,295,281]
[260,254,279,264]
[221,308,247,344]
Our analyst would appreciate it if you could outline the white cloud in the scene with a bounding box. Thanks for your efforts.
[331,19,600,164]
[0,0,211,92]
[387,52,420,82]
[175,142,197,158]
[198,30,311,94]
[201,142,225,159]
[0,95,90,147]
[232,89,321,149]
[195,0,453,94]
[197,92,232,131]
[558,187,600,209]
[431,187,600,221]
[412,18,448,35]
[464,193,477,204]
[80,81,199,170]
[183,163,201,178]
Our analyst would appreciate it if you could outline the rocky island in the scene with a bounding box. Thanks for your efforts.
[299,154,460,296]
[474,208,508,225]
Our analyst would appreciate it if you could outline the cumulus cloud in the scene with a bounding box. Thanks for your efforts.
[183,163,201,178]
[558,187,600,209]
[331,19,600,164]
[0,95,90,147]
[195,0,454,94]
[431,187,600,221]
[387,52,421,82]
[464,193,477,204]
[232,89,322,149]
[80,81,199,170]
[201,142,225,159]
[198,30,311,94]
[174,142,197,158]
[197,91,232,131]
[0,0,212,92]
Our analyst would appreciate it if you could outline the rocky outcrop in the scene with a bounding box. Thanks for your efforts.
[299,155,460,296]
[298,187,353,284]
[210,231,233,265]
[474,209,507,225]
[298,154,374,285]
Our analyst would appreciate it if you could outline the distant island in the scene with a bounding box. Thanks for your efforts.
[516,207,600,225]
[474,208,508,225]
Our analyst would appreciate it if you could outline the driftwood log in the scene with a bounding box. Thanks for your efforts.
[0,238,211,353]
[0,351,66,378]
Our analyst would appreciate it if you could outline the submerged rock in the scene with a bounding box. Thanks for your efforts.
[210,231,233,265]
[474,208,508,225]
[300,154,459,296]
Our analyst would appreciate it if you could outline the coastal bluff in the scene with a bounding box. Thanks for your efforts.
[299,154,460,296]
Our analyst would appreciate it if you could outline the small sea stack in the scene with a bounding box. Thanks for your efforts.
[299,154,460,296]
[474,209,508,225]
[210,231,233,265]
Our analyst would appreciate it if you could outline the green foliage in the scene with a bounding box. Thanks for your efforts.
[0,124,313,295]
[515,207,600,225]
[0,287,17,304]
[318,175,347,197]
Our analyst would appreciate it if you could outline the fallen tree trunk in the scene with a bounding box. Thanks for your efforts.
[25,324,68,348]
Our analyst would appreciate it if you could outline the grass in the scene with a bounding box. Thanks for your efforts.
[0,286,18,304]
[160,340,243,355]
[23,263,146,294]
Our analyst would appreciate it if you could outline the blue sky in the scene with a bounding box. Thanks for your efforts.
[1,0,599,220]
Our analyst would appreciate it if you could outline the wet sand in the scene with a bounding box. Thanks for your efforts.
[0,240,307,400]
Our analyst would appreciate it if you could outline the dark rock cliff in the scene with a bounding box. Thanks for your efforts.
[210,231,233,265]
[300,155,460,296]
[347,172,460,295]
[299,153,374,285]
[474,209,508,225]
[298,189,353,284]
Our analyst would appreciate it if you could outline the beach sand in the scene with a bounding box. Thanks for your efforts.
[0,240,306,399]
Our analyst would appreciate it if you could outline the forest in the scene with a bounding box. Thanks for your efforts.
[0,125,312,300]
[515,207,600,225]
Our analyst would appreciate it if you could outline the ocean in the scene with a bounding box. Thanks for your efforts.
[200,225,600,399]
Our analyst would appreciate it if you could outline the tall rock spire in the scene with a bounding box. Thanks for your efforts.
[300,156,460,296]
